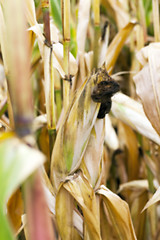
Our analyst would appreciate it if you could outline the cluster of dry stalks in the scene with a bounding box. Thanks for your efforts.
[0,0,160,240]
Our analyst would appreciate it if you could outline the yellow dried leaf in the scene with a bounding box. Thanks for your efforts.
[105,21,136,74]
[142,186,160,212]
[7,189,24,233]
[63,171,101,240]
[56,186,78,240]
[96,185,137,240]
[118,122,139,181]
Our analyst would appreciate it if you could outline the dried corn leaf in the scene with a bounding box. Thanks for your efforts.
[118,122,139,181]
[72,51,93,91]
[56,185,78,240]
[24,0,78,78]
[142,186,160,212]
[133,43,160,136]
[41,167,84,237]
[24,0,37,26]
[80,119,105,188]
[111,92,160,145]
[77,0,91,52]
[7,189,24,233]
[105,21,136,74]
[118,180,148,203]
[62,171,101,240]
[96,185,137,240]
[50,68,109,190]
[106,0,130,29]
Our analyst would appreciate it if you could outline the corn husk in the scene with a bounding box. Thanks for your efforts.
[51,68,109,190]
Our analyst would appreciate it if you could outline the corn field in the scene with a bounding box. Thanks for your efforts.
[0,0,160,239]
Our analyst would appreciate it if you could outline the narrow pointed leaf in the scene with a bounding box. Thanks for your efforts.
[142,186,160,212]
[105,21,136,74]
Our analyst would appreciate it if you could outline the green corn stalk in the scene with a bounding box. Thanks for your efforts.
[42,0,57,155]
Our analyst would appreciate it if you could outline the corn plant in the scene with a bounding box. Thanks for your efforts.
[0,0,160,240]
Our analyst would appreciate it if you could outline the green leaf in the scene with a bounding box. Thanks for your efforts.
[0,137,45,240]
[0,208,15,240]
[0,137,45,207]
[50,0,62,32]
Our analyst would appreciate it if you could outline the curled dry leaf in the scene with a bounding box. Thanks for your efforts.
[142,186,160,212]
[62,171,101,240]
[118,180,148,203]
[133,43,160,137]
[96,185,137,240]
[111,92,160,145]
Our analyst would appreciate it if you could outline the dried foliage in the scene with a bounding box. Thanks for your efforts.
[0,0,160,240]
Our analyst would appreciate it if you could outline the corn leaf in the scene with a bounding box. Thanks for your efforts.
[0,137,45,240]
[111,92,160,145]
[105,21,136,74]
[0,137,45,207]
[133,43,160,136]
[62,171,101,240]
[50,0,62,32]
[118,122,139,181]
[76,0,91,52]
[142,186,160,211]
[51,68,109,191]
[80,119,105,188]
[56,185,77,240]
[96,185,137,240]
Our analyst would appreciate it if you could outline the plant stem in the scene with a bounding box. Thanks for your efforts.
[93,0,100,69]
[62,0,70,111]
[42,0,51,45]
[24,171,56,240]
[42,0,56,154]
